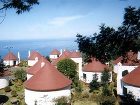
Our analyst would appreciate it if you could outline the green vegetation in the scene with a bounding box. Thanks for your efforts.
[54,96,69,105]
[18,60,28,67]
[57,58,77,80]
[76,6,140,63]
[14,68,27,81]
[4,86,11,92]
[101,69,111,85]
[0,0,39,14]
[0,57,5,75]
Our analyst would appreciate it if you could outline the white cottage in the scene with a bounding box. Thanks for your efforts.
[3,52,19,66]
[51,50,82,79]
[24,62,72,105]
[50,49,60,61]
[26,57,49,80]
[0,70,10,89]
[28,51,42,67]
[122,66,140,100]
[81,59,110,83]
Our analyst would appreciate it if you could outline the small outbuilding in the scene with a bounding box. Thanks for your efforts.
[24,62,72,105]
[122,66,140,100]
[0,70,10,89]
[26,57,49,80]
[82,59,109,83]
[28,51,42,67]
[3,52,19,66]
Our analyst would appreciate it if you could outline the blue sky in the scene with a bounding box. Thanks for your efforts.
[0,0,140,40]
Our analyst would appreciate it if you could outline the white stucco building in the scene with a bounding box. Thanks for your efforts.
[81,59,111,83]
[24,62,72,105]
[51,50,82,79]
[116,63,137,95]
[28,51,42,67]
[49,49,60,61]
[26,57,49,80]
[121,66,140,100]
[3,52,19,66]
[0,70,10,89]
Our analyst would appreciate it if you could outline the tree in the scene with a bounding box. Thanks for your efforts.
[0,0,39,14]
[57,58,77,81]
[76,6,140,63]
[101,69,111,85]
[89,74,100,92]
[14,68,26,81]
[0,57,5,75]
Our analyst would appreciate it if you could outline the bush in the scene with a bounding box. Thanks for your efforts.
[89,79,100,92]
[14,68,26,81]
[96,95,116,105]
[4,86,11,92]
[18,60,28,67]
[11,90,18,97]
[54,96,69,105]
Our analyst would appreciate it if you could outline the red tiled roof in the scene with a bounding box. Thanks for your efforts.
[24,63,72,91]
[4,52,17,60]
[52,53,70,66]
[113,51,139,65]
[28,51,42,60]
[113,56,123,65]
[122,66,140,87]
[50,49,60,55]
[70,51,81,58]
[83,59,106,72]
[27,57,50,75]
[0,70,11,77]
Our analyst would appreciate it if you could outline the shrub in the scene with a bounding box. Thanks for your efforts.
[4,86,11,92]
[54,96,69,105]
[11,90,18,97]
[18,60,28,67]
[96,95,116,105]
[14,68,26,81]
[89,79,100,92]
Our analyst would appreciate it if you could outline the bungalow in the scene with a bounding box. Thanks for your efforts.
[0,70,10,89]
[28,50,42,67]
[3,52,19,66]
[51,50,82,79]
[122,66,140,100]
[26,57,49,80]
[24,62,72,105]
[49,49,60,61]
[113,51,140,95]
[81,59,110,83]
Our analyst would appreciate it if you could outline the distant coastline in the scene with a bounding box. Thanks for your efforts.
[0,38,78,60]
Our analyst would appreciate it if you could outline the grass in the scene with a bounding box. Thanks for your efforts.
[73,101,97,105]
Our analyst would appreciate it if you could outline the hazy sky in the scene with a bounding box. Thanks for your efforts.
[0,0,140,40]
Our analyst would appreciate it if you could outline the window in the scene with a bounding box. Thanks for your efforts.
[83,73,86,79]
[122,70,128,77]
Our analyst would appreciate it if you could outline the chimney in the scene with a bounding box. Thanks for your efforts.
[60,49,63,56]
[41,62,45,68]
[18,52,20,63]
[138,51,140,60]
[28,50,31,58]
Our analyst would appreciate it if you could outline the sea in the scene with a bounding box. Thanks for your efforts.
[0,38,78,60]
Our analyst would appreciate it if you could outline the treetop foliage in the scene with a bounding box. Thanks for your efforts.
[76,6,140,63]
[0,0,39,14]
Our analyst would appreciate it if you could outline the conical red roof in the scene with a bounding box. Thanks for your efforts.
[28,51,42,60]
[83,59,106,72]
[27,57,50,75]
[50,49,60,55]
[70,51,81,58]
[24,63,72,91]
[122,66,140,87]
[4,52,17,60]
[52,53,70,66]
